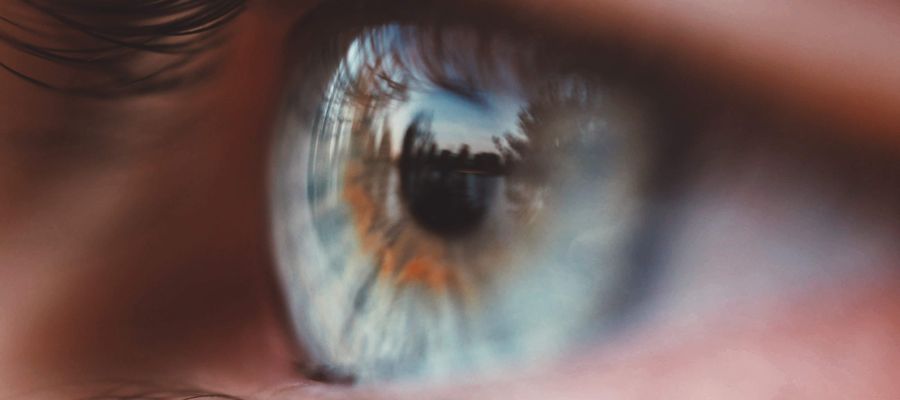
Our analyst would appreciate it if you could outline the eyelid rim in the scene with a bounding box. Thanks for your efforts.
[493,0,900,146]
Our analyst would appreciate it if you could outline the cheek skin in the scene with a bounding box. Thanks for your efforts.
[0,5,307,397]
[573,277,900,400]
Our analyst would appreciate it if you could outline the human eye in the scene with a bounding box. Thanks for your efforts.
[269,0,900,391]
[2,0,899,399]
[273,17,659,382]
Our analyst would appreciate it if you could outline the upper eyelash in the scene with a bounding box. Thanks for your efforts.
[0,0,246,97]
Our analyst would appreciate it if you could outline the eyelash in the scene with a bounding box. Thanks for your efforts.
[0,0,246,96]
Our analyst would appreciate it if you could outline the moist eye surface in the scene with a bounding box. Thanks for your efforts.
[271,22,662,382]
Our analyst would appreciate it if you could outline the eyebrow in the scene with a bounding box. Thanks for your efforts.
[0,0,247,96]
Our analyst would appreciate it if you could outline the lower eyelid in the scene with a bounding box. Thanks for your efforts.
[350,277,900,400]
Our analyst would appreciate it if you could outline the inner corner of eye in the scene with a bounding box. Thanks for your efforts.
[269,21,658,384]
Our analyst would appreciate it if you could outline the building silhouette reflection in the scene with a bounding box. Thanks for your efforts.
[398,113,507,237]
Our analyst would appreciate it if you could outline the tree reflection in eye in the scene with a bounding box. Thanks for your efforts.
[398,112,502,238]
[274,19,693,382]
[272,0,900,391]
[1,0,900,399]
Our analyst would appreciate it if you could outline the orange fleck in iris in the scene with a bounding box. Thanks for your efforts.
[396,256,452,292]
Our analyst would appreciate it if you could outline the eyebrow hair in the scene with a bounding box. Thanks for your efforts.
[0,0,247,96]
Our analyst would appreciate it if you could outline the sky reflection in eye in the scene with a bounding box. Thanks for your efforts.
[273,23,658,383]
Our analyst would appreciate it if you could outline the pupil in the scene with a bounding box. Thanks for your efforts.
[398,115,505,237]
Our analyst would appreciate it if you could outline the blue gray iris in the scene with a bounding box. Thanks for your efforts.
[272,24,652,382]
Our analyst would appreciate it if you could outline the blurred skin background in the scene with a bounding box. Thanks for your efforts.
[0,0,899,399]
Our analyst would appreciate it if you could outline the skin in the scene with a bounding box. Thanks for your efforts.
[0,0,898,398]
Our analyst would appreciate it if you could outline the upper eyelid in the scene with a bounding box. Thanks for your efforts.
[301,0,900,145]
[494,0,900,142]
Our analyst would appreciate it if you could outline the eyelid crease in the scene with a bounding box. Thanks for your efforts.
[0,0,246,97]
